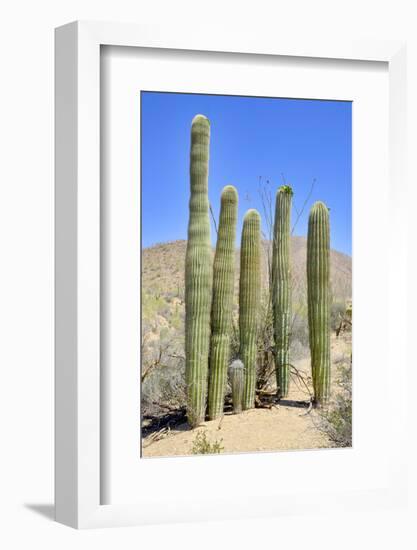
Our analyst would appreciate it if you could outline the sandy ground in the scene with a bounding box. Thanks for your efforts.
[143,333,351,458]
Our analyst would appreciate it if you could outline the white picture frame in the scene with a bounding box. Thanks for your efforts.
[55,21,407,529]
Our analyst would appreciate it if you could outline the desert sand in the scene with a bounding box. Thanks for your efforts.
[143,334,351,458]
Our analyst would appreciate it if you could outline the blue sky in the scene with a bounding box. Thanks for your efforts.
[141,91,352,255]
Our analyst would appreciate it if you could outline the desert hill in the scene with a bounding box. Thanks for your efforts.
[141,237,352,428]
[142,236,351,308]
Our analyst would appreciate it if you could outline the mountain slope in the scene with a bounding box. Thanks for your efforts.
[142,237,351,306]
[141,238,352,418]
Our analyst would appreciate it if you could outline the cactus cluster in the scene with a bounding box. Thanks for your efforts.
[184,114,333,426]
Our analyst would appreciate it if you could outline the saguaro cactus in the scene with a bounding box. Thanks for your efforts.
[239,209,261,410]
[208,185,238,420]
[228,360,245,414]
[307,201,331,406]
[272,185,293,398]
[185,114,213,427]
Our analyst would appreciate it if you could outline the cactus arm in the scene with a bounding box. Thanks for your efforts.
[307,201,331,406]
[185,114,213,427]
[239,209,261,410]
[208,185,238,420]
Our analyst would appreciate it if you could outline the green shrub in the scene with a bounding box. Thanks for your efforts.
[191,431,224,455]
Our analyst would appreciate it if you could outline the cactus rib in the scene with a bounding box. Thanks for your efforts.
[208,185,238,420]
[307,201,331,406]
[239,209,261,410]
[185,114,213,427]
[272,185,293,398]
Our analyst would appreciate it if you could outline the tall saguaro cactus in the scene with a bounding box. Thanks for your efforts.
[185,114,213,427]
[208,185,238,420]
[272,185,293,398]
[239,209,261,410]
[307,201,331,406]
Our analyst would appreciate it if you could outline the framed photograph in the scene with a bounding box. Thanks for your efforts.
[55,21,407,528]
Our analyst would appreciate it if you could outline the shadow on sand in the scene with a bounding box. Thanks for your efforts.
[277,399,311,409]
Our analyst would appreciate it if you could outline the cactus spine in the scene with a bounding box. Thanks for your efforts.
[307,201,331,406]
[239,209,261,410]
[272,186,293,398]
[185,114,213,427]
[228,360,245,414]
[208,185,238,420]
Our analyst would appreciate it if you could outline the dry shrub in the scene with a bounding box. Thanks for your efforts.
[315,355,352,447]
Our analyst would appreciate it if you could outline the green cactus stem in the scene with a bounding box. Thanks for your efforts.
[185,114,213,427]
[272,185,293,398]
[307,201,331,406]
[239,209,261,410]
[228,360,245,414]
[208,185,238,420]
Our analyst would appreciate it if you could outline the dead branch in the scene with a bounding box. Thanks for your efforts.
[141,407,187,438]
[292,177,317,234]
[209,202,218,235]
[143,426,171,448]
[289,364,313,398]
[256,389,276,396]
[298,398,314,416]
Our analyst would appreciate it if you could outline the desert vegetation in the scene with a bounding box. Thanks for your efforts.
[141,114,352,457]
